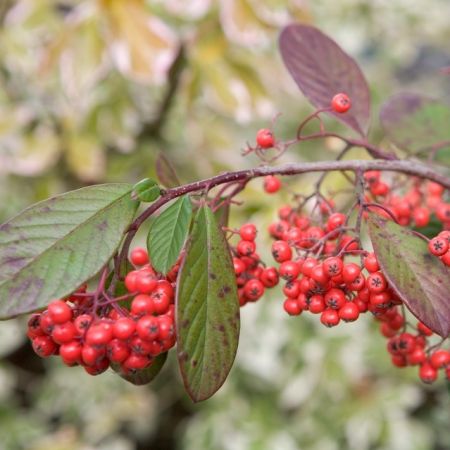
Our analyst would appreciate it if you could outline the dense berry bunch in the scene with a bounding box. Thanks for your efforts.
[231,223,280,306]
[28,248,177,376]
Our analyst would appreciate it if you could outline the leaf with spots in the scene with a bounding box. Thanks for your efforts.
[380,93,450,157]
[176,204,240,402]
[367,213,450,338]
[148,195,192,275]
[279,23,371,137]
[0,184,138,319]
[111,352,167,385]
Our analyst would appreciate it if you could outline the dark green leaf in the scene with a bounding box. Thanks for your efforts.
[176,205,240,402]
[367,213,450,338]
[133,178,161,202]
[0,184,138,319]
[380,93,450,156]
[111,352,167,385]
[155,153,181,188]
[148,196,192,275]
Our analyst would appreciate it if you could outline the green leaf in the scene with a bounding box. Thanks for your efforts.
[380,93,450,156]
[133,178,161,202]
[148,196,192,275]
[176,204,240,402]
[213,201,230,228]
[0,184,138,319]
[111,352,167,385]
[367,212,450,338]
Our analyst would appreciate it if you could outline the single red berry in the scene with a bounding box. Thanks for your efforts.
[39,311,55,335]
[322,257,343,277]
[157,315,175,341]
[301,257,318,277]
[279,260,300,281]
[331,93,351,113]
[81,345,105,366]
[397,332,416,354]
[428,236,449,256]
[310,264,329,285]
[367,272,387,293]
[51,322,77,345]
[419,362,438,384]
[348,274,366,292]
[84,357,110,376]
[129,336,153,356]
[324,288,346,310]
[244,279,265,301]
[413,207,430,228]
[407,347,427,366]
[441,250,450,266]
[85,323,113,347]
[363,253,380,273]
[124,270,140,292]
[320,309,340,327]
[233,257,246,276]
[282,280,301,299]
[32,336,57,357]
[27,314,44,339]
[271,240,292,263]
[135,272,158,294]
[47,300,72,324]
[239,223,257,241]
[150,290,171,315]
[59,341,82,365]
[74,314,93,336]
[154,280,175,300]
[338,302,360,322]
[370,182,390,197]
[283,298,302,316]
[326,212,346,233]
[259,267,279,288]
[136,315,159,341]
[256,128,275,148]
[237,240,256,257]
[122,353,151,371]
[379,322,397,338]
[429,349,450,369]
[309,295,326,314]
[342,263,361,284]
[263,175,281,194]
[391,354,408,368]
[131,294,155,317]
[107,339,131,363]
[113,317,136,340]
[364,171,380,184]
[130,247,149,266]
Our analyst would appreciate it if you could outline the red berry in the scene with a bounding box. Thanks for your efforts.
[397,332,416,354]
[81,345,105,366]
[363,253,380,273]
[237,240,256,256]
[324,288,346,310]
[135,272,158,294]
[326,213,346,233]
[417,321,433,336]
[310,264,329,285]
[150,290,171,315]
[342,263,361,284]
[130,247,149,266]
[239,223,257,241]
[419,362,438,384]
[52,322,77,345]
[32,336,57,357]
[391,354,408,368]
[322,257,343,277]
[59,341,82,365]
[282,280,301,299]
[309,295,326,314]
[113,317,136,340]
[48,300,72,324]
[338,302,360,322]
[84,357,110,375]
[157,315,175,341]
[441,250,450,266]
[107,339,130,363]
[279,260,300,281]
[263,175,281,194]
[407,347,427,366]
[233,257,246,276]
[331,93,351,113]
[413,207,430,227]
[85,323,113,347]
[271,240,292,263]
[428,236,449,256]
[430,349,450,369]
[74,314,93,336]
[122,353,151,371]
[256,128,275,148]
[367,272,387,293]
[136,315,159,341]
[124,270,140,292]
[320,309,340,327]
[283,298,302,316]
[244,279,265,301]
[259,267,279,288]
[131,294,155,316]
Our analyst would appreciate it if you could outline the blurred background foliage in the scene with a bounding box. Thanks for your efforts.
[0,1,450,449]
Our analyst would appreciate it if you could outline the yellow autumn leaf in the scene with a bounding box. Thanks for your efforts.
[99,0,176,84]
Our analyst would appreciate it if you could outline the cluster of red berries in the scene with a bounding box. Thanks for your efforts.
[28,248,177,376]
[231,223,279,306]
[267,204,403,327]
[365,171,449,228]
[378,313,450,383]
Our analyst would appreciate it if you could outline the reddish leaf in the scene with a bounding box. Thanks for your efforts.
[368,213,450,338]
[279,24,371,137]
[380,93,450,155]
[155,153,181,188]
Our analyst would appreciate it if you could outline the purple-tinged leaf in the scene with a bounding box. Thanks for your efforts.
[380,93,450,156]
[176,205,240,402]
[279,24,371,137]
[0,184,138,319]
[155,153,181,188]
[368,213,450,338]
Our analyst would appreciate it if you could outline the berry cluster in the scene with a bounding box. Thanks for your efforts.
[231,223,280,306]
[267,204,403,327]
[28,248,177,376]
[379,315,450,383]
